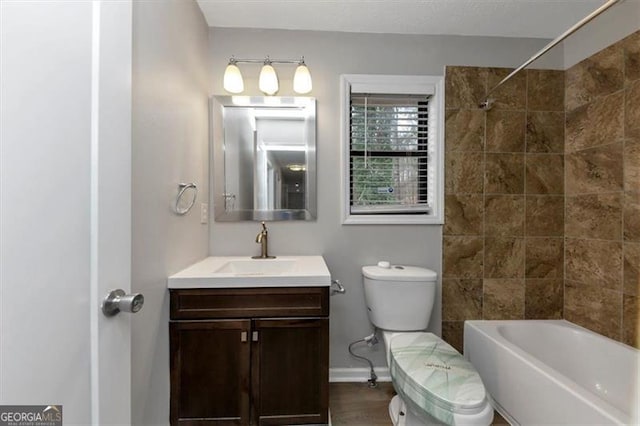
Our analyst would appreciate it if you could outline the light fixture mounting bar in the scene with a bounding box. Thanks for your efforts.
[230,57,305,65]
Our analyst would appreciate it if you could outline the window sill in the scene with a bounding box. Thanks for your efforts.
[342,214,444,225]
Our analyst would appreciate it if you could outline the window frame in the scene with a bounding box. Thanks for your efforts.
[340,74,444,225]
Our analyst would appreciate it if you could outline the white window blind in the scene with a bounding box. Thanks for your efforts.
[349,93,430,215]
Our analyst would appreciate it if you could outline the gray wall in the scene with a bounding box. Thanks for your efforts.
[208,28,563,370]
[562,0,640,68]
[131,1,210,424]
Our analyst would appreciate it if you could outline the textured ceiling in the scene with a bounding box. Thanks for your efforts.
[196,0,608,39]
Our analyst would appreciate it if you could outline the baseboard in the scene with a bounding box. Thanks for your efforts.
[329,367,391,383]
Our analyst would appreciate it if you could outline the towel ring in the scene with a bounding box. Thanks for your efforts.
[175,183,197,215]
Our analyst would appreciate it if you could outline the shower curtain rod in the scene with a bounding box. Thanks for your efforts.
[479,0,621,110]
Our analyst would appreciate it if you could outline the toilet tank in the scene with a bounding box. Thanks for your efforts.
[362,263,437,331]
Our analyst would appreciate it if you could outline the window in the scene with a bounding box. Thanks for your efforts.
[341,75,444,225]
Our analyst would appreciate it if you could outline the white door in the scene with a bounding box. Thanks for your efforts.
[1,1,133,424]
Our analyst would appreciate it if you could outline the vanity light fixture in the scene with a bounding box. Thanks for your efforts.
[293,58,312,94]
[223,56,313,95]
[258,58,279,95]
[223,58,244,94]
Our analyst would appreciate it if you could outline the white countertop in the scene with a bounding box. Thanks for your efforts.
[167,255,331,289]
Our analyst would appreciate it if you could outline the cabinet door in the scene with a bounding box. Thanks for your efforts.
[170,320,251,425]
[251,318,329,425]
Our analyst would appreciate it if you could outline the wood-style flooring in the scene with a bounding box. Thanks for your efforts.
[330,382,396,425]
[329,382,509,426]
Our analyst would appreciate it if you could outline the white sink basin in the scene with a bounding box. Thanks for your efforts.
[168,256,331,288]
[215,259,296,275]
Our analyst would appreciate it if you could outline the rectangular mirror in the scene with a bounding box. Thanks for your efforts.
[211,96,316,221]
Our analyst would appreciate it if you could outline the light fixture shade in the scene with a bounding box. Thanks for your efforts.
[293,63,312,94]
[223,62,244,94]
[259,63,279,95]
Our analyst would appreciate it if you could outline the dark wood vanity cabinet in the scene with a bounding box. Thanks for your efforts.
[169,287,329,426]
[170,319,252,424]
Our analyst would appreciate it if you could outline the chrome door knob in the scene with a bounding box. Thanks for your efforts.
[102,289,144,317]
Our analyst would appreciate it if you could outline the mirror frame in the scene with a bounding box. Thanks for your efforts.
[210,95,317,221]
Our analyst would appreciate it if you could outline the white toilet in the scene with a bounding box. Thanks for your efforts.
[362,262,493,426]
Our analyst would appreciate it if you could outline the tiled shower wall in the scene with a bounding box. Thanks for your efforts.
[442,66,565,352]
[564,30,639,347]
[442,30,640,351]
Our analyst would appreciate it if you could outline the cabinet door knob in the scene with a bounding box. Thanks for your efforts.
[241,331,248,342]
[252,331,259,342]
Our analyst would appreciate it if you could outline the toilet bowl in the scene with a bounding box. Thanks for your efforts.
[362,262,493,426]
[383,331,493,425]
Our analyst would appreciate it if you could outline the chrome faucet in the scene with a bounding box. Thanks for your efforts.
[252,221,275,259]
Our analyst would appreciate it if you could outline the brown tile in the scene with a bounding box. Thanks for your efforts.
[565,193,622,240]
[485,153,524,194]
[626,80,640,134]
[565,91,624,152]
[443,236,484,278]
[485,195,524,237]
[564,280,622,341]
[487,68,526,111]
[485,237,525,278]
[526,195,564,236]
[624,191,640,242]
[565,43,624,111]
[445,152,484,194]
[527,69,564,112]
[525,237,563,278]
[565,238,623,291]
[442,321,464,353]
[486,110,525,152]
[483,279,525,320]
[526,112,565,153]
[623,30,640,84]
[525,279,563,319]
[623,295,639,348]
[445,109,485,152]
[444,194,484,236]
[525,154,564,195]
[445,66,487,109]
[565,142,624,195]
[624,242,640,296]
[624,139,640,193]
[442,278,482,321]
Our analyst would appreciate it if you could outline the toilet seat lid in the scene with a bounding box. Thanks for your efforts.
[389,333,487,416]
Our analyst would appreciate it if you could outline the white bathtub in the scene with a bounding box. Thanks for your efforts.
[464,320,640,425]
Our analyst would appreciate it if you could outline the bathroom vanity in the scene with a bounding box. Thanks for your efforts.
[168,256,331,426]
